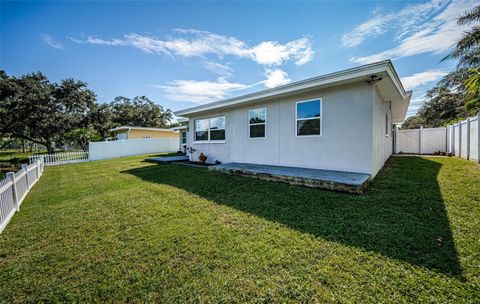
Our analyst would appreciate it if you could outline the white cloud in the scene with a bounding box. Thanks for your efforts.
[155,77,252,104]
[72,29,314,104]
[69,30,314,66]
[400,69,448,90]
[155,68,293,104]
[202,61,234,77]
[342,0,448,47]
[42,34,64,50]
[350,0,478,63]
[406,95,427,117]
[261,69,291,88]
[251,38,313,66]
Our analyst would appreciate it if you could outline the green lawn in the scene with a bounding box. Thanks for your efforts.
[0,155,479,302]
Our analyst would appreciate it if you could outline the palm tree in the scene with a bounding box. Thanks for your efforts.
[448,5,480,62]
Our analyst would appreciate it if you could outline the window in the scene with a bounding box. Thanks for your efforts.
[249,108,266,138]
[195,116,225,141]
[296,99,321,136]
[181,131,187,144]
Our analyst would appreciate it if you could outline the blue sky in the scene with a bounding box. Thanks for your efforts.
[1,0,476,118]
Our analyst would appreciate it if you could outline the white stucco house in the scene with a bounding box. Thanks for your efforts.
[174,60,411,179]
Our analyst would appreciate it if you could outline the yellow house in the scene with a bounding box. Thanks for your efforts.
[109,126,179,140]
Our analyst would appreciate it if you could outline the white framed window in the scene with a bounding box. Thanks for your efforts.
[248,108,266,138]
[194,116,225,142]
[296,98,322,136]
[181,131,187,144]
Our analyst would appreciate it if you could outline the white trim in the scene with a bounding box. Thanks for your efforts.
[109,126,178,133]
[248,107,267,139]
[295,98,322,137]
[193,140,226,144]
[194,116,226,142]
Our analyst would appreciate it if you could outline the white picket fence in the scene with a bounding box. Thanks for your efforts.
[29,151,89,166]
[395,114,480,162]
[0,159,44,233]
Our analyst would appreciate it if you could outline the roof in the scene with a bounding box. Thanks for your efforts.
[109,126,178,133]
[174,60,412,124]
[170,125,188,131]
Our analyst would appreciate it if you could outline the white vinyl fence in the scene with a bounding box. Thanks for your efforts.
[0,159,44,233]
[447,116,479,162]
[29,151,89,166]
[395,114,480,162]
[89,138,179,161]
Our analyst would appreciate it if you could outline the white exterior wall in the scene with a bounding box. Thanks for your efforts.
[371,87,393,177]
[187,83,377,175]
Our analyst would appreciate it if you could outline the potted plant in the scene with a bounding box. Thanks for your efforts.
[198,153,208,165]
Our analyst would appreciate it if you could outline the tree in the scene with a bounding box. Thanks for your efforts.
[109,96,173,128]
[401,116,425,129]
[65,128,101,152]
[0,71,97,153]
[404,5,480,128]
[87,103,115,139]
[463,68,480,111]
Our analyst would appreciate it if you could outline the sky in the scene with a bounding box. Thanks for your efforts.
[1,0,477,118]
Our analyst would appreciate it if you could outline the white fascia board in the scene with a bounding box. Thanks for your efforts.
[109,126,177,132]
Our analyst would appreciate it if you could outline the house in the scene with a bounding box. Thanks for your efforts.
[174,60,411,182]
[109,126,179,141]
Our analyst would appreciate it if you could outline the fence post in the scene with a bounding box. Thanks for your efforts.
[452,125,456,154]
[21,164,29,189]
[419,126,423,154]
[6,172,19,212]
[458,122,462,157]
[446,126,449,153]
[466,118,471,160]
[394,126,399,154]
[477,114,480,163]
[35,160,41,180]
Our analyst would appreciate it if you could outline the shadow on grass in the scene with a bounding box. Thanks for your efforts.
[123,157,463,278]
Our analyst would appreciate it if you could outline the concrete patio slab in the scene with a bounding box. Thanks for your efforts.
[209,162,371,194]
[146,155,189,163]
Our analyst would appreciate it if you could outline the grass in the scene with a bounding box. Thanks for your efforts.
[0,149,47,162]
[0,155,479,302]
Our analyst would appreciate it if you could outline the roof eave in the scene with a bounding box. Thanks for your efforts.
[392,91,412,124]
[174,60,397,117]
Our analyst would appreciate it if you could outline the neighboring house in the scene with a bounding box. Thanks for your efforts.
[174,60,411,178]
[109,126,179,140]
[170,118,189,153]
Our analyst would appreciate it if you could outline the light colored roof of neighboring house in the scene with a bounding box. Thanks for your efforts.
[176,117,189,123]
[109,126,178,133]
[174,60,412,124]
[170,125,188,131]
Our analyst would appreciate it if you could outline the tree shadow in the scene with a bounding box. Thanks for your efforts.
[122,157,463,278]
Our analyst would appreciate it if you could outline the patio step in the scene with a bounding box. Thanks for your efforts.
[209,162,371,194]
